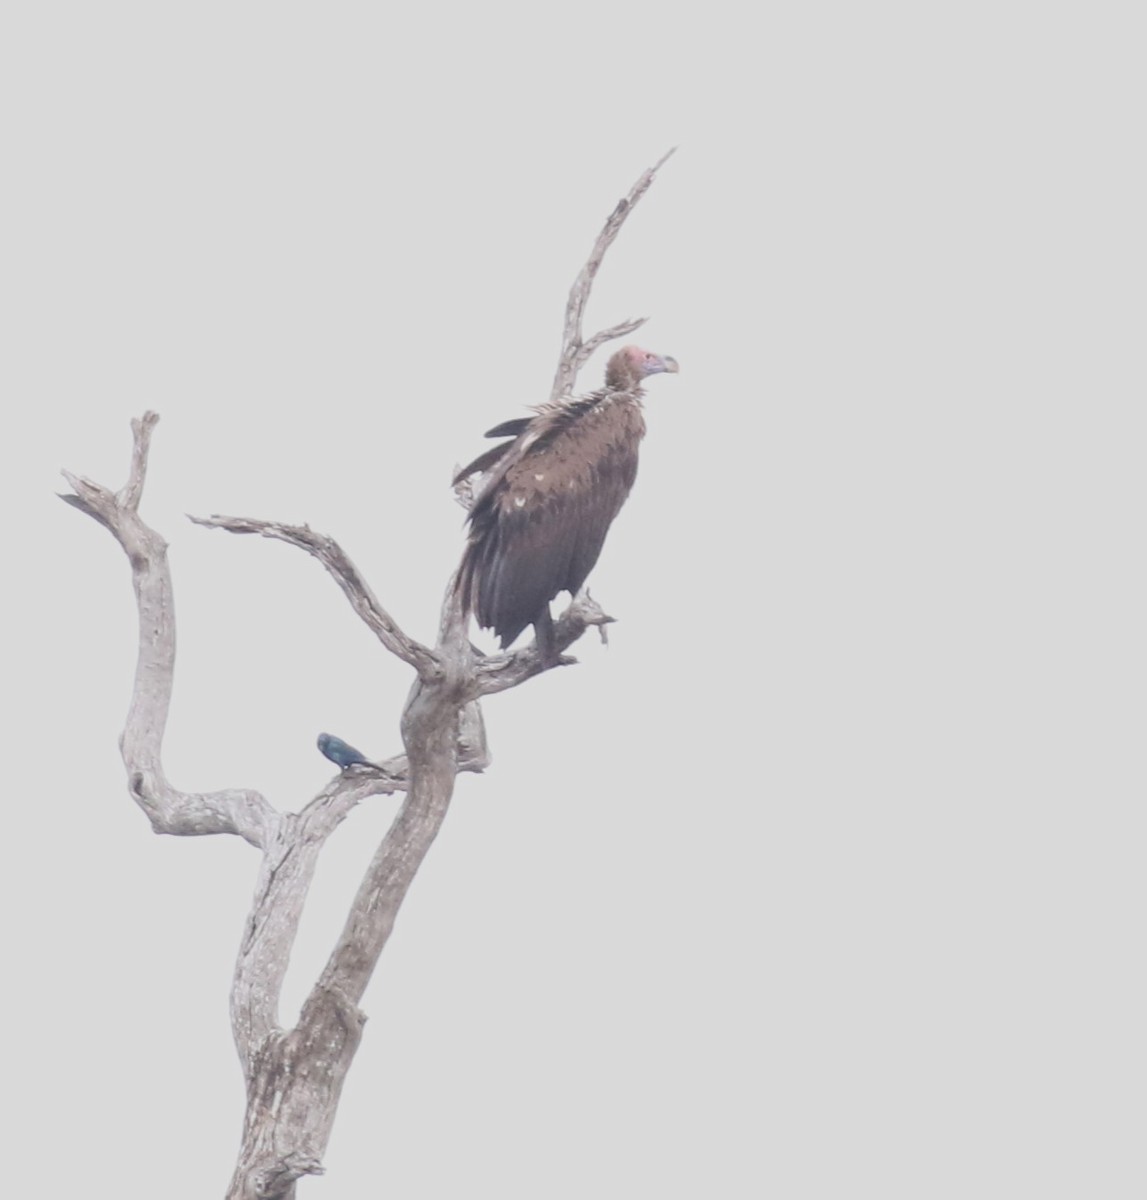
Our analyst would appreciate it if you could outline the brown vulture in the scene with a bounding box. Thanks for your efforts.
[454,344,679,661]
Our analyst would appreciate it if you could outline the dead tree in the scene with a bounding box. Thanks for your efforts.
[61,150,675,1200]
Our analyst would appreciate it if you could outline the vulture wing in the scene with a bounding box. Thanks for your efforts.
[452,417,537,485]
[453,440,516,484]
[484,417,532,439]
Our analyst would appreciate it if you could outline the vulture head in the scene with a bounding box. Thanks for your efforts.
[605,345,680,390]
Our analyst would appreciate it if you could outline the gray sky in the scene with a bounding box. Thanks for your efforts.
[3,3,1143,1197]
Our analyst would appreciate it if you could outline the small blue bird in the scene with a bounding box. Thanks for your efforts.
[317,732,374,770]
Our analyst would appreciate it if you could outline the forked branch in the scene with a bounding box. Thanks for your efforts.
[61,413,277,850]
[549,147,676,402]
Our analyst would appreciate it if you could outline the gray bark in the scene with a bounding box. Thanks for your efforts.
[60,151,673,1198]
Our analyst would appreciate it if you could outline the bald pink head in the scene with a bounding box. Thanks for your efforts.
[605,345,680,391]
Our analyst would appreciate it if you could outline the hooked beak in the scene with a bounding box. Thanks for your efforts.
[653,355,679,375]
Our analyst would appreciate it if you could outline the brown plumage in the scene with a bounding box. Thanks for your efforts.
[454,345,679,661]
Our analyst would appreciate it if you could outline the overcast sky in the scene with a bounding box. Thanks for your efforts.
[3,3,1143,1197]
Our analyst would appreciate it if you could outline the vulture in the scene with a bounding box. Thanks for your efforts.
[454,344,679,662]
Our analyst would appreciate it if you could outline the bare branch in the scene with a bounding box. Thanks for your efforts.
[578,316,649,363]
[61,415,277,850]
[118,410,158,511]
[228,984,366,1200]
[129,776,279,846]
[191,514,441,681]
[455,699,490,771]
[224,676,471,1194]
[254,1152,325,1197]
[231,702,486,1062]
[324,764,449,1003]
[307,657,482,1013]
[550,147,676,401]
[231,772,399,1063]
[472,592,616,696]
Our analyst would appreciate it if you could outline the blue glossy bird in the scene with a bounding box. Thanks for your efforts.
[317,733,373,770]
